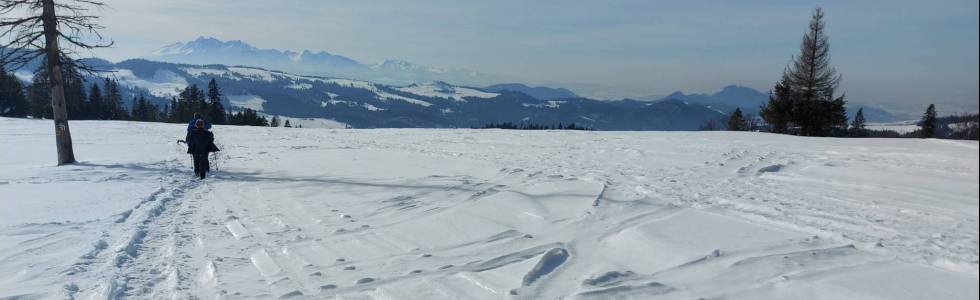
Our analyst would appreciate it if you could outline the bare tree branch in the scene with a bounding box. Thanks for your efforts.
[1,0,113,75]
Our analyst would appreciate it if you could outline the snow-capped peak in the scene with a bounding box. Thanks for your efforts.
[151,36,258,56]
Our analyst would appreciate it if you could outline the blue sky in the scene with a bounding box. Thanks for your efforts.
[94,0,978,113]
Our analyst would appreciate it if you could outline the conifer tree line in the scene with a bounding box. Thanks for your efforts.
[479,121,591,131]
[1,68,279,127]
[166,78,230,124]
[0,61,134,120]
[0,66,28,117]
[159,78,269,126]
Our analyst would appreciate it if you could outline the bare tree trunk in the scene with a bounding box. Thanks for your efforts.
[41,0,75,165]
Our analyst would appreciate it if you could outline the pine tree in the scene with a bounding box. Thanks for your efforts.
[24,61,89,120]
[27,65,52,119]
[767,7,847,136]
[284,119,292,128]
[87,83,103,120]
[63,68,86,120]
[270,115,281,127]
[130,96,139,120]
[168,97,182,123]
[142,95,161,122]
[134,95,161,122]
[102,78,126,120]
[849,108,867,137]
[177,84,207,122]
[0,67,29,117]
[920,104,937,139]
[206,78,227,124]
[760,78,793,133]
[727,107,750,131]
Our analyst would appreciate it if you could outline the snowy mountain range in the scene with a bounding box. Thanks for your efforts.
[655,85,769,115]
[147,37,504,87]
[7,40,905,127]
[7,57,724,130]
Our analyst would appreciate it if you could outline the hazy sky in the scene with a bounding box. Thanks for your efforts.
[89,0,978,113]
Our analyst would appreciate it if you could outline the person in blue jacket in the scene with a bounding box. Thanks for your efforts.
[186,119,219,179]
[187,112,212,131]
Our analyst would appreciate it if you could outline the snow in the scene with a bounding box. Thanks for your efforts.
[323,78,374,89]
[181,67,230,78]
[1,117,978,299]
[323,99,352,107]
[261,115,347,129]
[13,70,33,83]
[285,83,313,90]
[66,64,464,110]
[182,65,309,83]
[377,92,433,107]
[868,121,920,133]
[396,82,498,101]
[227,67,276,81]
[226,94,266,111]
[523,101,566,109]
[111,69,189,97]
[323,79,433,107]
[362,103,384,111]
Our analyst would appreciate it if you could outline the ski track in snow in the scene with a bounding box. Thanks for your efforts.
[1,118,978,299]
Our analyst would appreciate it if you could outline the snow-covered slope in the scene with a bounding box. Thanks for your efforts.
[100,60,727,130]
[113,63,483,109]
[1,117,977,299]
[396,81,498,101]
[867,121,921,134]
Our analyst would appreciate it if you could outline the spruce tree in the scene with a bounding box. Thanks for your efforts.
[168,98,180,123]
[26,65,51,119]
[102,78,125,120]
[270,115,280,127]
[140,95,160,122]
[727,107,750,131]
[130,97,139,120]
[87,83,103,120]
[284,119,292,128]
[206,79,227,124]
[192,85,207,118]
[850,108,867,137]
[63,68,86,120]
[760,78,793,133]
[769,7,847,136]
[0,67,29,117]
[920,104,937,138]
[135,96,151,122]
[178,84,208,121]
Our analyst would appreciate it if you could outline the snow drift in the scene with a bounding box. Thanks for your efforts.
[1,117,977,299]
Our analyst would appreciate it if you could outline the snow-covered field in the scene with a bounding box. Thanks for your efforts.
[1,117,977,299]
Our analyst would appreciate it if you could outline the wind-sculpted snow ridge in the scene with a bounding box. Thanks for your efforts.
[1,117,978,299]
